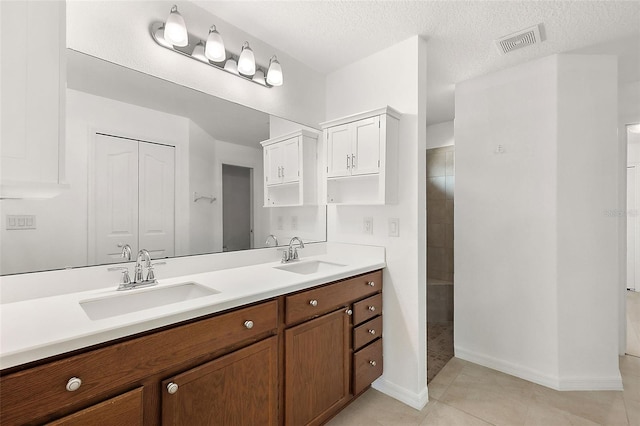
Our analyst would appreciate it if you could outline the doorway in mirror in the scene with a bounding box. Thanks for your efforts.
[222,164,253,252]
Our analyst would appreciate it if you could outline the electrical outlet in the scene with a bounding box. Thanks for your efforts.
[363,217,373,235]
[291,216,298,230]
[277,216,284,230]
[389,218,400,237]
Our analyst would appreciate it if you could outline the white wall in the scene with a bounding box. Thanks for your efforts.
[455,54,621,390]
[66,0,325,130]
[426,120,454,149]
[188,121,217,254]
[325,36,428,409]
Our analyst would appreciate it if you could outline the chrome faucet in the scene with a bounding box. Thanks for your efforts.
[265,234,279,247]
[282,237,304,263]
[134,249,152,283]
[120,244,132,261]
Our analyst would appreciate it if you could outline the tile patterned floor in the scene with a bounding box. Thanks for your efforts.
[327,294,640,425]
[427,322,454,383]
[328,356,640,426]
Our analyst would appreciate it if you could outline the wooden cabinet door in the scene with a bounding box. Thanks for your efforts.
[264,144,283,186]
[285,309,351,426]
[326,124,352,178]
[351,116,380,176]
[162,337,278,426]
[46,388,144,426]
[281,137,300,184]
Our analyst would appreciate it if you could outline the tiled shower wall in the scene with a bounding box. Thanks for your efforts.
[426,146,454,322]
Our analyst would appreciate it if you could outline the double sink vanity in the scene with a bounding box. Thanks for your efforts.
[0,243,385,425]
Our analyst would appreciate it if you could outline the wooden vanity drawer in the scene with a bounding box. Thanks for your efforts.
[353,338,383,396]
[0,300,277,425]
[353,293,382,325]
[353,316,383,351]
[285,270,382,325]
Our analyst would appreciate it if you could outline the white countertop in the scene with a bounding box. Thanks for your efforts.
[0,244,385,369]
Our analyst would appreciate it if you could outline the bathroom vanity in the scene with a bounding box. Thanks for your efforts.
[0,247,384,425]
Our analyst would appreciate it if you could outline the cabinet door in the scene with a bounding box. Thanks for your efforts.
[47,388,144,426]
[326,124,352,178]
[351,116,380,176]
[281,137,300,184]
[264,144,283,186]
[285,309,351,426]
[162,337,278,426]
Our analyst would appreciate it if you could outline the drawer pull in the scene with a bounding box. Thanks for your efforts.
[167,382,179,394]
[309,299,318,307]
[368,306,376,312]
[368,329,376,335]
[369,360,377,367]
[367,281,375,287]
[65,377,82,392]
[244,320,254,329]
[345,309,353,316]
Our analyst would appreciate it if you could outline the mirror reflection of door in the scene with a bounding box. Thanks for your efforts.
[222,164,253,252]
[92,134,175,264]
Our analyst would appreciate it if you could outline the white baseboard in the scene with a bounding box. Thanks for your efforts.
[371,377,429,410]
[455,345,623,391]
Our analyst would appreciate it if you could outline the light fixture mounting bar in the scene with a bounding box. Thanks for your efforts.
[150,22,273,88]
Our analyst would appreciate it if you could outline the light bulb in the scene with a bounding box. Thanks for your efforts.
[164,5,188,47]
[205,25,226,62]
[266,55,283,86]
[224,57,239,75]
[191,41,208,63]
[237,42,256,76]
[252,69,266,85]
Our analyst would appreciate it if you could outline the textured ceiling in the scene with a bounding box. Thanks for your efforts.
[195,0,640,124]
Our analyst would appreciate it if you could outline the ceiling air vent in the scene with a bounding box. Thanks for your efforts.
[495,24,543,55]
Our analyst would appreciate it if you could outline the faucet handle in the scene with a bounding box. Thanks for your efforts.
[146,262,166,282]
[108,266,132,289]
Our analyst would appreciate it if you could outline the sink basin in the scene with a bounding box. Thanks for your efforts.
[275,260,346,275]
[80,282,219,320]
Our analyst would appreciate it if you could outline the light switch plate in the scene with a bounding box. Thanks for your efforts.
[277,216,284,230]
[389,218,399,237]
[6,215,36,230]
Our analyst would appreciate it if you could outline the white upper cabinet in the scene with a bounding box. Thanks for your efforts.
[0,1,67,199]
[321,107,400,205]
[261,130,319,207]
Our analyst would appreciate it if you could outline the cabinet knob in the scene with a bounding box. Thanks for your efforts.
[167,382,179,394]
[309,299,318,307]
[368,306,376,312]
[65,377,82,392]
[368,329,376,335]
[369,360,377,367]
[244,320,254,329]
[345,309,353,316]
[367,281,375,287]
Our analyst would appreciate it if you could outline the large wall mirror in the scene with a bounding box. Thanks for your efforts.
[0,49,326,275]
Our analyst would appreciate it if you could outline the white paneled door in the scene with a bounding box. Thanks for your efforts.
[92,134,175,264]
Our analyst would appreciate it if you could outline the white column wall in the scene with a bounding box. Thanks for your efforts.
[325,36,428,409]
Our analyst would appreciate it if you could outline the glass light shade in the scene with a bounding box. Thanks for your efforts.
[252,69,266,85]
[224,58,239,75]
[205,25,226,62]
[266,56,283,86]
[191,41,208,63]
[237,42,256,76]
[164,5,188,47]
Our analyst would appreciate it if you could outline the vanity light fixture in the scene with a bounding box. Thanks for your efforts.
[164,5,188,47]
[205,25,225,62]
[237,42,256,76]
[266,55,283,87]
[150,5,282,88]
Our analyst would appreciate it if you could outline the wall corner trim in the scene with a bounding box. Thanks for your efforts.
[371,377,429,410]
